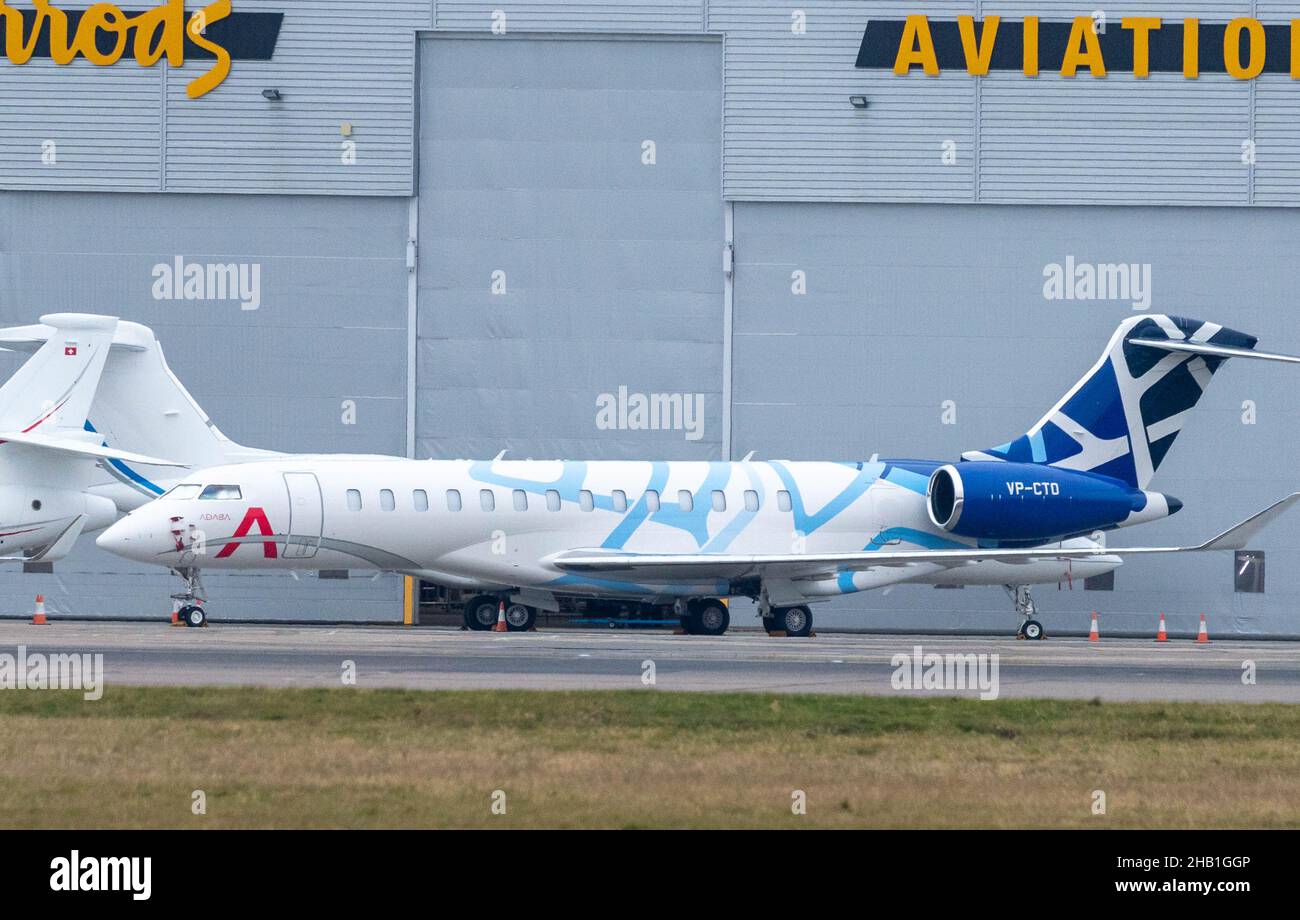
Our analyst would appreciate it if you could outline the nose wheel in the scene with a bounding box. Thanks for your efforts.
[178,604,208,628]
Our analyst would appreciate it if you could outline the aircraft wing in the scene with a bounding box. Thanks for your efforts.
[552,493,1300,579]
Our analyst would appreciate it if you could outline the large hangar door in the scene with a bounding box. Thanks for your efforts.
[416,34,724,460]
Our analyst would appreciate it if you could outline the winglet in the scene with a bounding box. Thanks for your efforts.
[27,514,89,563]
[1194,492,1300,551]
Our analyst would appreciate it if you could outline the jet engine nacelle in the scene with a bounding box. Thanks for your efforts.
[926,462,1178,543]
[0,485,117,534]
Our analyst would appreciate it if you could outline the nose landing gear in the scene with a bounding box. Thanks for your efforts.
[171,567,209,628]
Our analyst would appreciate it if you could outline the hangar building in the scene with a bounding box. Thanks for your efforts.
[1,0,1297,636]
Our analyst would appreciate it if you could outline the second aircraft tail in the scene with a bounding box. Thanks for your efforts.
[0,317,275,499]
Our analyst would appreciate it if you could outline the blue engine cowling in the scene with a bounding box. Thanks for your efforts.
[926,462,1177,543]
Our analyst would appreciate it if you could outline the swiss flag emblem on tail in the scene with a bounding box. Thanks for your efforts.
[64,345,77,356]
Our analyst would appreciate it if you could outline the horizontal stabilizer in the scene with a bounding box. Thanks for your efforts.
[0,319,151,353]
[1127,337,1300,364]
[0,430,185,467]
[552,493,1300,579]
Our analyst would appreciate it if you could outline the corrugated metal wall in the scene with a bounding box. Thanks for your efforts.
[0,61,163,191]
[730,200,1300,636]
[435,1,706,31]
[0,0,425,195]
[414,33,725,461]
[716,1,977,202]
[714,0,1300,204]
[3,2,1300,204]
[0,191,408,621]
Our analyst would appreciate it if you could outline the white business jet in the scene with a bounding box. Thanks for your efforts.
[90,313,1300,636]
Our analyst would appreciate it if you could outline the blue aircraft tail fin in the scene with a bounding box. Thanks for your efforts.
[962,315,1260,489]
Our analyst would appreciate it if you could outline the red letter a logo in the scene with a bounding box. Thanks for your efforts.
[215,507,279,558]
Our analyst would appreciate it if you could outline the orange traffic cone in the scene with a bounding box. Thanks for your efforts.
[1197,613,1210,644]
[1156,613,1168,642]
[493,600,508,632]
[1088,611,1099,642]
[31,595,46,625]
[170,600,180,625]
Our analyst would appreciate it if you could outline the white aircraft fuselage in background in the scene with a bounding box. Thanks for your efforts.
[0,314,184,563]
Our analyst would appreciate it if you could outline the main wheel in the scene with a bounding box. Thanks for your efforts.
[772,605,812,637]
[180,605,207,628]
[505,603,536,632]
[1021,619,1044,640]
[463,595,500,631]
[692,600,730,637]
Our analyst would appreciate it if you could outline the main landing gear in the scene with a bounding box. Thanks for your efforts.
[1005,584,1043,640]
[462,594,537,632]
[172,566,208,628]
[678,598,730,636]
[762,605,813,638]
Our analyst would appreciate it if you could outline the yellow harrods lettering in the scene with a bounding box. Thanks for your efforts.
[0,0,231,98]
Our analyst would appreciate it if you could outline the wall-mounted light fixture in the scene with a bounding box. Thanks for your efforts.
[848,95,868,109]
[261,88,283,101]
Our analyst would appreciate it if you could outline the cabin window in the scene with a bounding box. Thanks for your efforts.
[346,489,362,511]
[546,489,561,511]
[380,489,395,511]
[579,490,594,512]
[711,490,726,512]
[645,490,661,512]
[513,489,528,511]
[777,490,792,512]
[164,484,202,500]
[199,484,242,500]
[612,490,627,512]
[678,490,694,512]
[480,489,495,512]
[744,490,759,512]
[413,489,429,512]
[446,489,462,512]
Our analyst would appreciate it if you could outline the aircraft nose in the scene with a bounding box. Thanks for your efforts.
[96,514,152,560]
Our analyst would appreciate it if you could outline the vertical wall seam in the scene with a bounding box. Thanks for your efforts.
[406,194,419,459]
[159,65,167,191]
[722,200,734,461]
[973,0,982,203]
[1248,0,1257,206]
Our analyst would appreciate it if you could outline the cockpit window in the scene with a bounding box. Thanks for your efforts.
[163,484,202,500]
[198,484,242,500]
